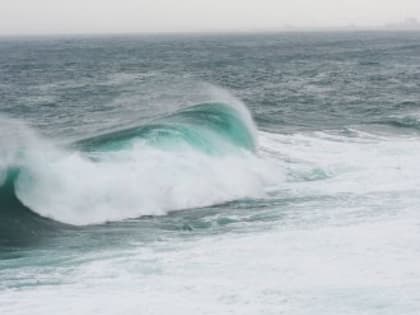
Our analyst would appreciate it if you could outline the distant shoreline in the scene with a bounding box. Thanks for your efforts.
[1,28,420,40]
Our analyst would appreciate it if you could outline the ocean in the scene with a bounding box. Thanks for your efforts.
[1,31,420,314]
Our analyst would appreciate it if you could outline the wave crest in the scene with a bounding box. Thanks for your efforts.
[77,102,257,154]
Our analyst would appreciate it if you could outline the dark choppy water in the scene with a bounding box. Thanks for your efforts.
[1,32,420,314]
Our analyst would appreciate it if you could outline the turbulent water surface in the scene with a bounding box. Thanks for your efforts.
[1,32,420,314]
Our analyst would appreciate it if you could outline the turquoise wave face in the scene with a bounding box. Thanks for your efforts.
[77,102,256,154]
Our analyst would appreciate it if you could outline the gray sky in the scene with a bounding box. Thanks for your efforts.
[1,0,420,35]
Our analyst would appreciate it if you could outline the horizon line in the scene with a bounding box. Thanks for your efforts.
[1,26,420,39]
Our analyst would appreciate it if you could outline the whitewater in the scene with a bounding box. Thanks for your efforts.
[1,32,420,314]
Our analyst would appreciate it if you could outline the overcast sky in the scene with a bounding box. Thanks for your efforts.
[1,0,420,35]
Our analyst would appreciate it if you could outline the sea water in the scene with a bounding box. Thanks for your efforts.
[1,32,420,314]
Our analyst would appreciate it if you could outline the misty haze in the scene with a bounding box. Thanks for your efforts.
[1,0,420,34]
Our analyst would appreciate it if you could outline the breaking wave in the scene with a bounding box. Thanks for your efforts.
[0,101,277,227]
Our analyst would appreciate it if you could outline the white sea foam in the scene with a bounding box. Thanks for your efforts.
[259,129,420,196]
[1,216,419,315]
[14,142,279,225]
